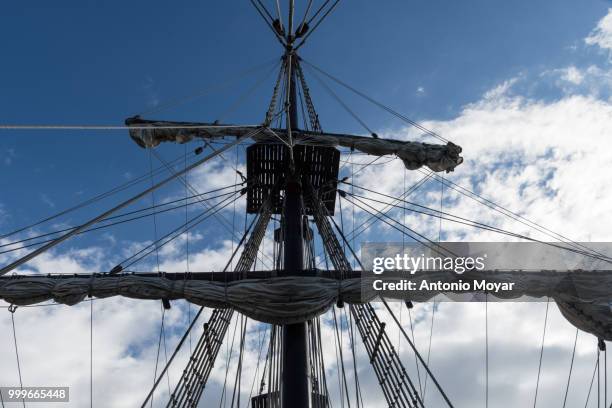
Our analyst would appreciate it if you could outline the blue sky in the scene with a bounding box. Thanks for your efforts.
[2,2,612,407]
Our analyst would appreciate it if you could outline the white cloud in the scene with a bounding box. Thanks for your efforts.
[585,8,612,55]
[144,76,160,108]
[559,66,584,85]
[482,77,520,101]
[40,193,55,209]
[3,148,16,166]
[544,64,612,96]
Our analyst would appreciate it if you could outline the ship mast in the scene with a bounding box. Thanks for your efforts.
[280,1,311,406]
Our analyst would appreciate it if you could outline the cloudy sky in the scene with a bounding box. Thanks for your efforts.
[1,1,612,407]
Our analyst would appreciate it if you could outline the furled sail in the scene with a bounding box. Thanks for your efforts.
[1,270,610,340]
[125,117,463,173]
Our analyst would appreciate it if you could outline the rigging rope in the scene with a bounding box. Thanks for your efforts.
[249,0,286,45]
[184,145,192,355]
[406,303,423,396]
[604,339,608,408]
[533,298,550,408]
[9,306,25,408]
[151,306,167,408]
[297,0,313,33]
[346,308,364,408]
[332,307,352,408]
[294,0,341,50]
[246,324,269,406]
[148,151,162,273]
[422,300,437,403]
[0,124,258,131]
[90,299,93,408]
[220,315,241,408]
[229,315,248,408]
[585,352,600,408]
[485,294,489,408]
[562,329,579,408]
[332,310,345,408]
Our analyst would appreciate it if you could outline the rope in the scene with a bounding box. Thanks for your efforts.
[304,0,331,26]
[297,0,313,32]
[294,0,341,50]
[161,310,171,399]
[332,310,345,408]
[148,151,162,273]
[229,315,248,408]
[151,307,166,408]
[533,298,550,408]
[585,353,600,408]
[423,180,445,403]
[605,340,608,408]
[249,0,286,45]
[274,0,283,25]
[406,304,423,396]
[9,307,26,408]
[246,324,269,405]
[346,309,364,408]
[422,300,437,402]
[184,145,192,355]
[599,344,602,408]
[0,124,258,130]
[485,294,488,408]
[562,329,579,408]
[332,307,352,408]
[90,299,93,408]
